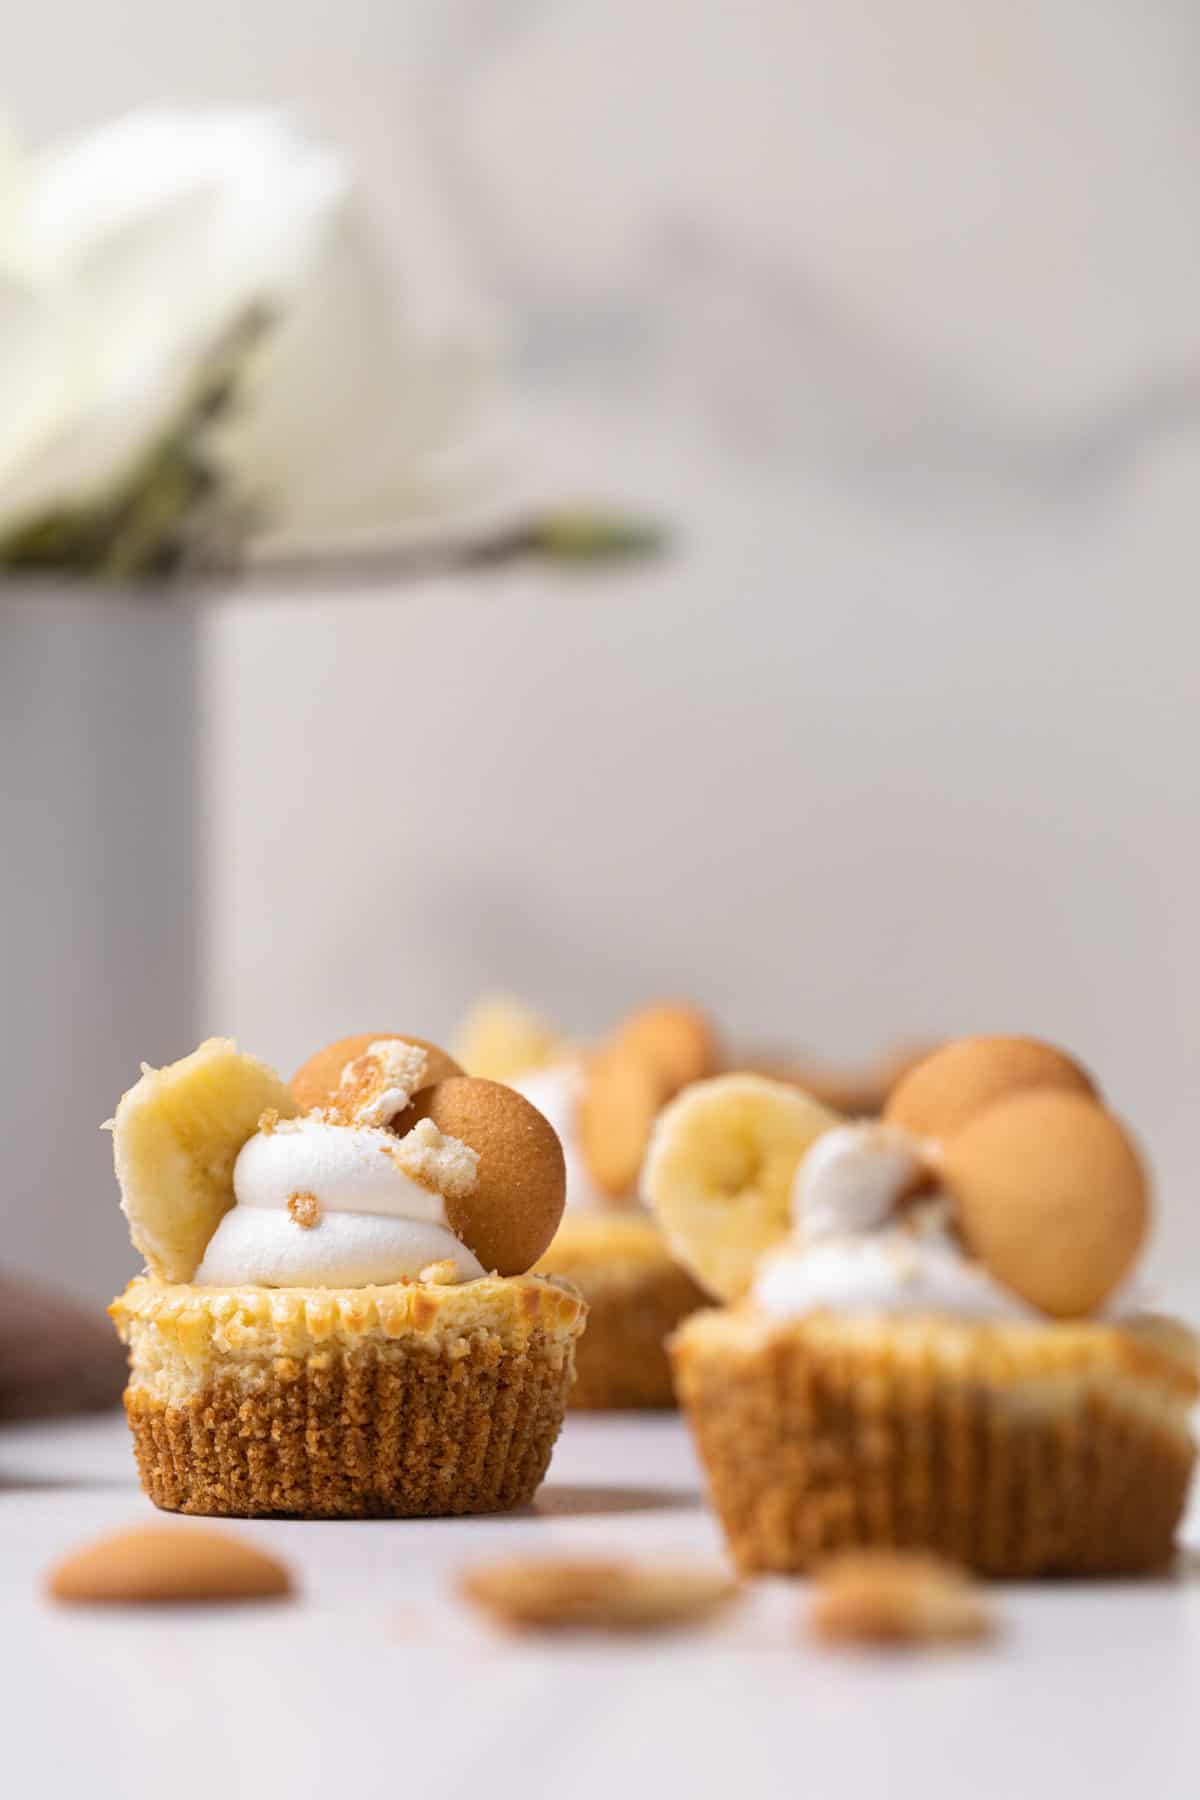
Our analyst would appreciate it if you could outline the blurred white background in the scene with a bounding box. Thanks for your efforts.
[5,0,1200,1295]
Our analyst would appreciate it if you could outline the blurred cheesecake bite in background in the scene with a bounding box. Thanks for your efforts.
[454,996,716,1408]
[646,1035,1198,1577]
[453,996,931,1408]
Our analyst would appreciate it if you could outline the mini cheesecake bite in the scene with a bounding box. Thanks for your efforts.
[106,1032,584,1518]
[651,1034,1197,1577]
[454,996,722,1409]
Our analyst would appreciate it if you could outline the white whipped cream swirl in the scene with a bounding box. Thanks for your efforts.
[194,1116,484,1287]
[754,1230,1038,1322]
[751,1121,1036,1323]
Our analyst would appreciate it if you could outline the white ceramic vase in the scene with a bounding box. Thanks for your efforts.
[0,587,199,1302]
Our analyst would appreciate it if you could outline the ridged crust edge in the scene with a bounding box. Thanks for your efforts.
[673,1306,1200,1402]
[124,1329,575,1518]
[672,1308,1198,1576]
[535,1213,706,1408]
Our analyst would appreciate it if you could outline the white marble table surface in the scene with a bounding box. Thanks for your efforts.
[4,1408,1200,1799]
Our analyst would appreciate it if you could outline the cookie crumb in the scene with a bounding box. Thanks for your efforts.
[385,1117,478,1200]
[459,1555,739,1632]
[332,1040,428,1128]
[809,1550,993,1647]
[287,1190,321,1230]
[418,1259,461,1286]
[258,1108,280,1135]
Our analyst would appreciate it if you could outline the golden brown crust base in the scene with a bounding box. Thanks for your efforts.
[566,1263,705,1409]
[672,1309,1197,1576]
[535,1215,706,1409]
[113,1272,585,1518]
[125,1330,574,1518]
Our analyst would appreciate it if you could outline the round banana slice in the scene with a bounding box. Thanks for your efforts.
[111,1038,299,1283]
[451,996,565,1083]
[642,1074,840,1301]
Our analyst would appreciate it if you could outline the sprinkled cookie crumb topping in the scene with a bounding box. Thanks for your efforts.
[258,1108,280,1135]
[330,1039,429,1128]
[418,1259,462,1286]
[287,1190,321,1229]
[383,1116,479,1200]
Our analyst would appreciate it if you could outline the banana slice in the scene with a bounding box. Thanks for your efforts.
[111,1038,298,1282]
[642,1074,840,1301]
[452,996,566,1083]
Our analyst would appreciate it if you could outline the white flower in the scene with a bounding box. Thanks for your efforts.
[0,106,496,550]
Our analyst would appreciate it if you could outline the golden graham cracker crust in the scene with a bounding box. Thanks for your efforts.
[112,1274,585,1518]
[672,1308,1198,1577]
[534,1214,707,1409]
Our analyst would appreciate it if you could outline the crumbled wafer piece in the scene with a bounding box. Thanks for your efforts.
[287,1190,321,1229]
[460,1554,740,1631]
[47,1526,293,1606]
[809,1551,993,1647]
[332,1039,429,1127]
[290,1033,462,1121]
[418,1259,461,1285]
[384,1116,479,1200]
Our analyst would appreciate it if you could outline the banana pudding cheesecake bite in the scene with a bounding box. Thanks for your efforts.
[645,1035,1198,1576]
[454,997,716,1408]
[107,1034,584,1517]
